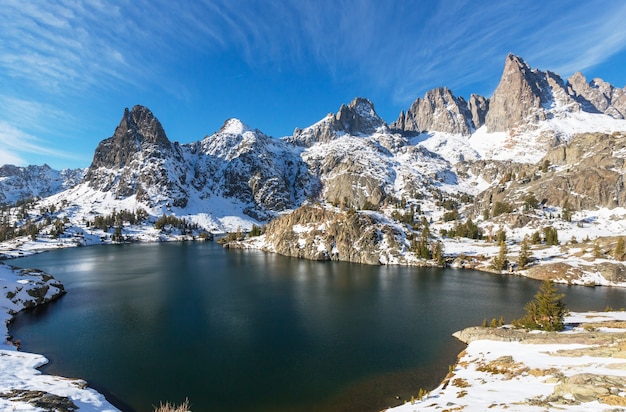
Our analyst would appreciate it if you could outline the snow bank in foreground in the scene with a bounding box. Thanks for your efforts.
[0,263,118,411]
[388,311,626,412]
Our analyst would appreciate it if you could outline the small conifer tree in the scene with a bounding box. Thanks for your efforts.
[492,240,508,271]
[514,280,567,331]
[518,236,530,269]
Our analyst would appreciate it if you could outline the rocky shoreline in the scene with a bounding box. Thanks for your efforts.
[387,311,626,411]
[0,262,118,411]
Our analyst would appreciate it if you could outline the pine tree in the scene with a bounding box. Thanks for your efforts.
[593,242,602,258]
[432,240,445,266]
[514,280,567,331]
[518,236,530,269]
[492,240,508,271]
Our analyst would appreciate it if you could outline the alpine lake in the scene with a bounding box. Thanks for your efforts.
[10,242,626,411]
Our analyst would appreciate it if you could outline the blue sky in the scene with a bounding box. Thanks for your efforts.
[1,0,626,169]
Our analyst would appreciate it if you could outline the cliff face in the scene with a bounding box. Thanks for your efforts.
[484,54,552,132]
[568,72,626,119]
[391,87,474,135]
[471,132,626,213]
[262,205,404,265]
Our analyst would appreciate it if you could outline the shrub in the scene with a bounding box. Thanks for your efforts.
[523,193,539,211]
[492,201,513,217]
[451,218,483,240]
[442,209,459,222]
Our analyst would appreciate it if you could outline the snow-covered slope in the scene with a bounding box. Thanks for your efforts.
[0,164,84,205]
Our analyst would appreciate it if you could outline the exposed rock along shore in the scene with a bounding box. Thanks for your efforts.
[0,262,117,411]
[388,312,626,411]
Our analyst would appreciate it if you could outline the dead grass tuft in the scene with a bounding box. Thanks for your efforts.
[153,398,190,412]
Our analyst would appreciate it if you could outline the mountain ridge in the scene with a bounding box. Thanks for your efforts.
[1,54,625,247]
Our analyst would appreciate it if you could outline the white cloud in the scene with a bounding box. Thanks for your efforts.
[0,121,82,165]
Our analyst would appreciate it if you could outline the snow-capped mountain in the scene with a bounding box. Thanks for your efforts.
[83,105,190,208]
[188,118,313,220]
[393,54,626,164]
[0,164,84,205]
[2,54,626,264]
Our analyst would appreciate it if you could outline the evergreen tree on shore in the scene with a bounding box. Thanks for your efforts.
[518,236,530,269]
[514,280,567,331]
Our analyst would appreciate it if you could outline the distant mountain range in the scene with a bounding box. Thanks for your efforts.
[1,53,625,234]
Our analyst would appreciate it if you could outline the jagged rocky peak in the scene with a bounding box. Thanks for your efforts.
[391,87,474,135]
[118,105,170,148]
[484,54,549,132]
[568,72,626,119]
[484,54,579,132]
[86,105,174,171]
[289,97,386,147]
[83,105,188,206]
[335,97,385,135]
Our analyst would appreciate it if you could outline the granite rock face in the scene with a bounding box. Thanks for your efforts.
[468,94,489,129]
[472,132,626,213]
[391,87,474,135]
[568,71,626,119]
[485,54,550,132]
[262,205,403,265]
[485,54,583,132]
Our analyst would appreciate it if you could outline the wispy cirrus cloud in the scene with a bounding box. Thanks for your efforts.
[0,121,83,166]
[1,0,625,167]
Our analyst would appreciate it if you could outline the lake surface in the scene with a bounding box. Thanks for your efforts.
[10,242,626,411]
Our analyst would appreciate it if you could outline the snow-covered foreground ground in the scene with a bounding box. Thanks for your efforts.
[388,311,626,412]
[0,263,118,411]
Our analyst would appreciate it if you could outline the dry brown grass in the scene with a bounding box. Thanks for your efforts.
[451,378,470,388]
[476,355,528,378]
[601,394,626,406]
[153,398,190,412]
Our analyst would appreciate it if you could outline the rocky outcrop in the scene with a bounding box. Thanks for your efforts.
[484,54,582,133]
[472,132,626,213]
[391,87,474,135]
[568,72,626,119]
[2,265,66,314]
[288,97,386,147]
[524,260,626,286]
[485,54,550,132]
[468,94,489,129]
[262,205,403,265]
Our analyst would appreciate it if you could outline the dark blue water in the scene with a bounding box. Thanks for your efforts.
[10,242,626,411]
